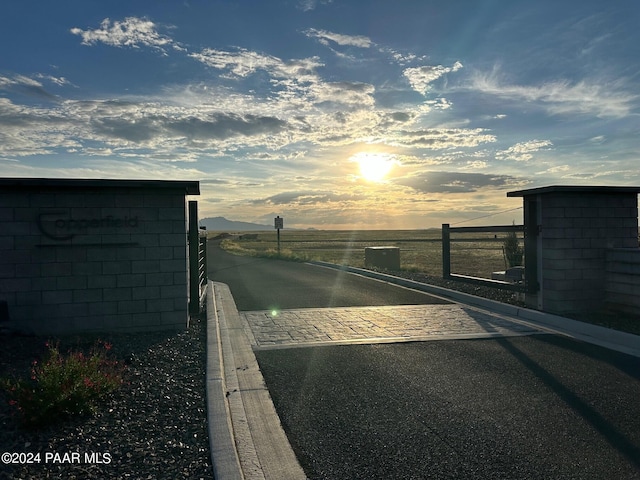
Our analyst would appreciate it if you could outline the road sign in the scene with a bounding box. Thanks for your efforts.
[274,216,283,255]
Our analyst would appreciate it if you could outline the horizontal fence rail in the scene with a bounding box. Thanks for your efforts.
[442,223,531,293]
[188,232,208,317]
[188,201,207,318]
[198,235,208,305]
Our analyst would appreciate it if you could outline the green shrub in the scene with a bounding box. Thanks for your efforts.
[1,339,126,428]
[503,227,523,267]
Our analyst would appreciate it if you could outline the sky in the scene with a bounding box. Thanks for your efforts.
[1,0,639,229]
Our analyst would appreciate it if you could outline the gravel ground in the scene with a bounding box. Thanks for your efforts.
[0,314,213,480]
[391,270,526,306]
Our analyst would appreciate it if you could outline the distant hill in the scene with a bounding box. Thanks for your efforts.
[200,216,272,231]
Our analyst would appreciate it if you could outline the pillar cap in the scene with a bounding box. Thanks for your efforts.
[0,177,200,195]
[507,185,640,197]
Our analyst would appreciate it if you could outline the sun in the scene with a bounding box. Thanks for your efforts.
[352,152,396,182]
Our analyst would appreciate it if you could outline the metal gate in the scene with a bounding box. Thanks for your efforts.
[188,201,207,317]
[441,223,536,293]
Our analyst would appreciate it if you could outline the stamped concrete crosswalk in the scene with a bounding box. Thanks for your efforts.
[240,304,544,350]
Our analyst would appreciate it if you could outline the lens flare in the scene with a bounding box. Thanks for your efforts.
[351,152,395,182]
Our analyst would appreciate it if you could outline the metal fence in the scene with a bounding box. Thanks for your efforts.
[441,223,533,293]
[189,201,207,317]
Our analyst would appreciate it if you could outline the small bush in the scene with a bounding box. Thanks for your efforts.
[503,226,523,267]
[1,339,126,428]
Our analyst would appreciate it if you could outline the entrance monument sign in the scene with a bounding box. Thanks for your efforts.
[0,178,200,334]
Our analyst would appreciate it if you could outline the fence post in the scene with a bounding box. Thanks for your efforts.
[442,223,451,279]
[524,199,539,294]
[188,201,199,318]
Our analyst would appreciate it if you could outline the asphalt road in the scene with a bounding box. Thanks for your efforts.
[257,337,640,479]
[207,241,450,311]
[208,242,640,479]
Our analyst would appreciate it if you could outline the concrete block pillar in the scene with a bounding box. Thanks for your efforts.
[507,186,640,315]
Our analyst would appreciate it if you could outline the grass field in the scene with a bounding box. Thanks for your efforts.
[211,228,524,279]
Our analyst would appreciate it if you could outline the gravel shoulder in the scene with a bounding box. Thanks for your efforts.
[0,315,213,480]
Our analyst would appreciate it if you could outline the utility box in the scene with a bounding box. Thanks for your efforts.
[365,246,400,270]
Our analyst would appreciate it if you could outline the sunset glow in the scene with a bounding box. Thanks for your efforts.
[353,153,396,183]
[1,2,639,229]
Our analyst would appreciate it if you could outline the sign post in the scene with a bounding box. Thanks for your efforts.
[274,216,283,255]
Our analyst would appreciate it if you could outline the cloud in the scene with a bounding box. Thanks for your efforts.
[403,61,463,94]
[562,168,640,181]
[0,98,80,157]
[381,48,429,66]
[86,104,288,146]
[304,28,373,48]
[165,113,287,140]
[0,90,293,160]
[541,165,571,174]
[70,17,177,54]
[384,128,496,149]
[469,68,638,118]
[0,155,207,182]
[393,171,521,194]
[259,191,363,205]
[496,139,553,162]
[309,81,375,110]
[61,18,484,164]
[297,0,333,11]
[0,74,58,101]
[377,111,415,129]
[189,47,322,82]
[34,74,75,88]
[464,160,489,169]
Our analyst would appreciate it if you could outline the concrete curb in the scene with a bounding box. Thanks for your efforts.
[206,281,307,480]
[205,281,244,480]
[308,261,640,358]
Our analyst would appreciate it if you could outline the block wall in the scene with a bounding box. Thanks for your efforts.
[539,192,638,313]
[605,248,640,315]
[0,187,189,334]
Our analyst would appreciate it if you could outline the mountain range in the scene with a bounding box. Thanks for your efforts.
[199,216,273,231]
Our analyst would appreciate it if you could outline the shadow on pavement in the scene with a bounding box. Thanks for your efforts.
[465,307,640,471]
[495,335,640,471]
[256,336,640,479]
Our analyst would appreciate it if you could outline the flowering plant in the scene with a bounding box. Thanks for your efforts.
[1,339,126,428]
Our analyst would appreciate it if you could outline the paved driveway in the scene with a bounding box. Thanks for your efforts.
[208,242,450,310]
[235,301,640,479]
[242,304,542,349]
[255,336,640,479]
[208,245,640,479]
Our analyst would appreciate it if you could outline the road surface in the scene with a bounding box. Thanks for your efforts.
[208,241,450,311]
[207,241,640,479]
